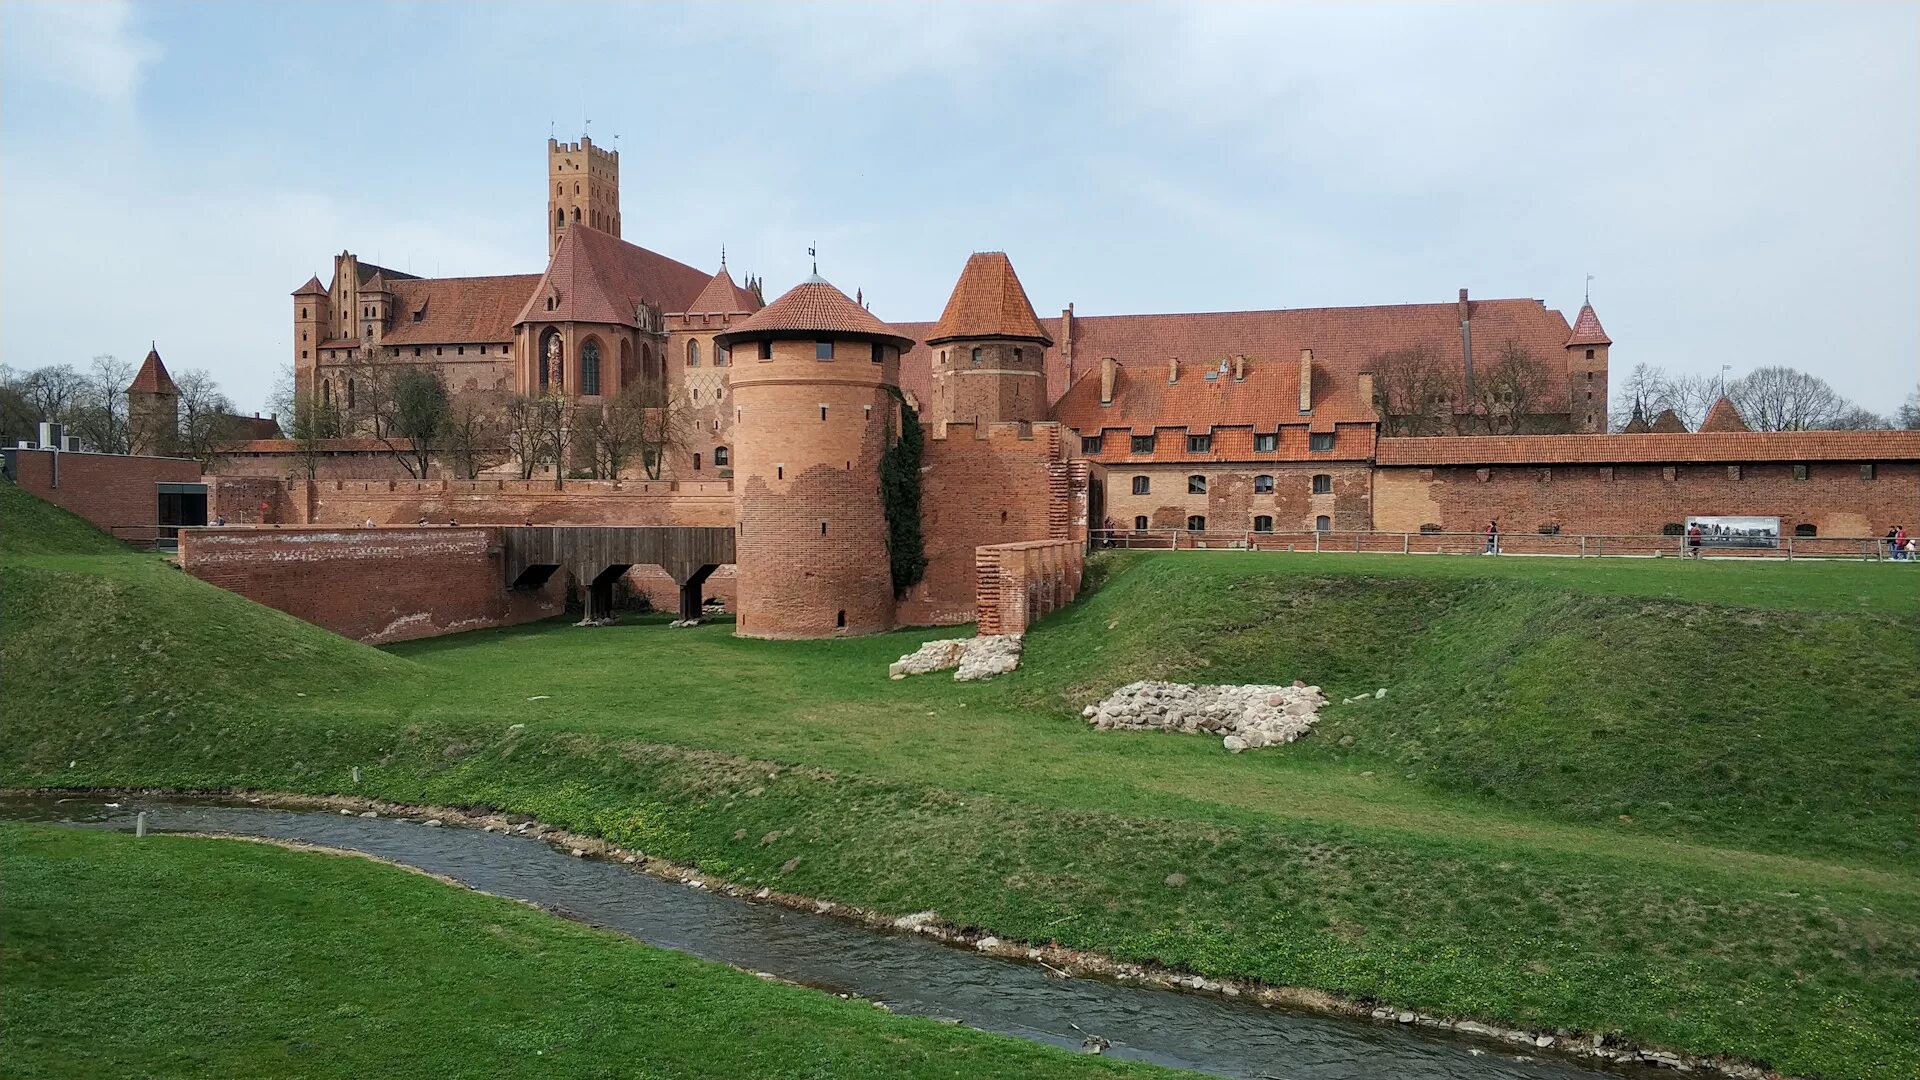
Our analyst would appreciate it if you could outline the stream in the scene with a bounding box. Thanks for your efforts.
[2,794,1666,1080]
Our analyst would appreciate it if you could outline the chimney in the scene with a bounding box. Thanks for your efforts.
[1458,287,1474,399]
[1061,304,1075,386]
[1099,356,1116,405]
[1357,372,1376,415]
[1167,357,1180,384]
[1232,355,1246,381]
[1298,349,1314,413]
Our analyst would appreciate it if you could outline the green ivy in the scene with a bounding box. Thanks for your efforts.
[880,389,927,593]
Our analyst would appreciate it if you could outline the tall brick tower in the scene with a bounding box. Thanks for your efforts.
[716,275,914,638]
[548,136,620,254]
[1565,302,1611,434]
[127,344,179,456]
[925,252,1053,428]
[292,274,329,401]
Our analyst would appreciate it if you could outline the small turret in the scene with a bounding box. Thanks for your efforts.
[127,344,179,456]
[1566,302,1611,433]
[925,252,1052,428]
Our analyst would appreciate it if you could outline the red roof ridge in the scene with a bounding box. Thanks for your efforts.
[716,276,912,346]
[927,252,1052,345]
[681,265,761,315]
[1066,297,1553,324]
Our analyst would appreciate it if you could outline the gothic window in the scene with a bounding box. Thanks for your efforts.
[1254,474,1274,493]
[693,453,702,471]
[346,379,356,409]
[555,208,564,227]
[538,328,562,392]
[716,346,729,367]
[620,339,634,387]
[580,340,602,396]
[714,446,730,467]
[1311,474,1332,494]
[322,380,332,406]
[971,347,982,366]
[1131,475,1149,495]
[688,340,700,367]
[572,207,581,221]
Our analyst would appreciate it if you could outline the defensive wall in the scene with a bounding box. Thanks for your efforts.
[209,476,737,528]
[179,526,564,644]
[975,539,1086,636]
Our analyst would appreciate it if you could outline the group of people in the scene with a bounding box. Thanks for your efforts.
[1887,525,1916,561]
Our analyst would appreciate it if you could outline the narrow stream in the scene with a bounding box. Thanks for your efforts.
[3,794,1663,1080]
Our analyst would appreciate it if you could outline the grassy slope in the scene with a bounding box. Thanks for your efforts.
[5,481,1917,1079]
[0,823,1174,1080]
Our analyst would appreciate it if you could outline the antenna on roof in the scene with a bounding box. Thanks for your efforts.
[808,242,817,275]
[549,118,554,138]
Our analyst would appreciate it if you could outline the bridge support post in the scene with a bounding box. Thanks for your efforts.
[674,564,718,623]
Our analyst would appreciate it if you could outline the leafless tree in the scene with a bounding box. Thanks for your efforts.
[632,382,693,479]
[1467,340,1561,435]
[1895,385,1919,430]
[1610,363,1720,431]
[1828,405,1890,431]
[443,389,510,479]
[174,368,242,464]
[1727,366,1850,431]
[573,390,648,479]
[1367,341,1457,436]
[66,355,135,454]
[503,394,565,480]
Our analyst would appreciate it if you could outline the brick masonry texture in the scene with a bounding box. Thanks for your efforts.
[179,527,563,644]
[8,449,202,539]
[1101,462,1373,534]
[975,539,1085,636]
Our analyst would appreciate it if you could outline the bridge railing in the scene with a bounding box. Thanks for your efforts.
[1091,529,1898,561]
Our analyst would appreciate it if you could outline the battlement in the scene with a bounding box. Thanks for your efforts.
[549,136,619,164]
[926,419,1066,450]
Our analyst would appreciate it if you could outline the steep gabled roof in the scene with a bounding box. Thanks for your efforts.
[1698,396,1750,433]
[927,252,1052,345]
[514,225,713,328]
[1377,430,1920,466]
[681,265,762,315]
[384,274,544,345]
[1649,408,1690,433]
[292,275,327,297]
[355,260,417,286]
[1566,303,1611,347]
[716,276,913,346]
[128,346,177,396]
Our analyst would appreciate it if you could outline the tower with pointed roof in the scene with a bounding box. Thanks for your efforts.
[1565,301,1611,434]
[292,273,330,403]
[549,136,620,255]
[715,274,915,638]
[925,252,1053,429]
[127,345,179,456]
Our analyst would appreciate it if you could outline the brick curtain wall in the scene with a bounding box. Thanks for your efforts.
[974,538,1084,636]
[208,477,736,528]
[179,526,563,644]
[9,449,203,538]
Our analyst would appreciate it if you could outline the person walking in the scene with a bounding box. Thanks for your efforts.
[1896,525,1911,562]
[1483,519,1500,555]
[1687,522,1703,559]
[1886,526,1902,561]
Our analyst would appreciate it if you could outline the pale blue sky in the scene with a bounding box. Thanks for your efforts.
[2,1,1915,415]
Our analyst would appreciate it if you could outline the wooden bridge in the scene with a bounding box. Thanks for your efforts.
[501,526,735,622]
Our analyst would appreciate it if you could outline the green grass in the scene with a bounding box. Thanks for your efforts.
[0,823,1176,1079]
[5,480,1918,1079]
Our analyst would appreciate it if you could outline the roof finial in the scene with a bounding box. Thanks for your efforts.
[1585,273,1594,305]
[720,244,727,270]
[808,241,817,276]
[856,287,863,307]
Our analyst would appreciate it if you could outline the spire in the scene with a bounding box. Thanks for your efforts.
[129,345,178,396]
[926,251,1053,346]
[1567,302,1611,347]
[1699,396,1751,433]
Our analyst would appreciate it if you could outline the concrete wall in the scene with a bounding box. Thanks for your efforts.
[975,538,1085,636]
[179,526,563,644]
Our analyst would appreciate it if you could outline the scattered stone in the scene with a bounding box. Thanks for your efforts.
[731,829,748,840]
[888,635,1024,681]
[357,810,377,818]
[1375,687,1388,699]
[893,910,940,931]
[339,809,353,816]
[1164,872,1188,887]
[570,848,585,858]
[755,888,771,899]
[1338,734,1355,747]
[1081,1034,1110,1055]
[526,696,549,702]
[976,936,1000,951]
[422,818,443,828]
[1085,681,1329,751]
[667,618,702,629]
[780,856,801,874]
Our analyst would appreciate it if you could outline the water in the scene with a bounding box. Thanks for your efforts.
[2,794,1659,1080]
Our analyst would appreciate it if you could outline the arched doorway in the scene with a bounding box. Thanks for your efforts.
[538,327,563,394]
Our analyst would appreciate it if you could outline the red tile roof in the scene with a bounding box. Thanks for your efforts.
[1698,396,1750,433]
[927,252,1052,345]
[514,225,714,328]
[292,275,327,297]
[128,347,177,395]
[222,414,283,440]
[681,265,762,315]
[1053,352,1376,440]
[717,277,914,346]
[1566,303,1610,347]
[221,437,413,454]
[1649,408,1690,433]
[384,274,543,345]
[1376,431,1920,466]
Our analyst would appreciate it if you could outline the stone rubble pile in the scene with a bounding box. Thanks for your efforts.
[888,635,1024,681]
[1082,680,1330,752]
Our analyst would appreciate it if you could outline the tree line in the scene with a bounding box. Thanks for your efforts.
[1611,363,1917,432]
[0,356,247,461]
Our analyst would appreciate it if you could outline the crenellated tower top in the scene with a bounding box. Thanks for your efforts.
[548,135,621,254]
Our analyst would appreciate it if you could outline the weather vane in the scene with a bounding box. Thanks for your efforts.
[1585,273,1594,305]
[808,242,818,275]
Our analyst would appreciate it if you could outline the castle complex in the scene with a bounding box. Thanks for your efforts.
[110,134,1912,640]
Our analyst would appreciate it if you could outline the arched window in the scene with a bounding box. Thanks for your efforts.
[716,346,729,367]
[538,328,562,392]
[1187,474,1207,494]
[693,452,702,471]
[1311,474,1333,494]
[555,208,564,227]
[688,339,700,367]
[1186,515,1207,532]
[322,380,332,406]
[580,339,602,396]
[619,339,634,387]
[572,207,581,221]
[1315,515,1331,533]
[642,343,660,384]
[835,610,847,628]
[1131,475,1150,495]
[346,378,356,409]
[971,347,982,365]
[1253,515,1274,533]
[1253,474,1274,493]
[714,446,730,467]
[1794,523,1818,537]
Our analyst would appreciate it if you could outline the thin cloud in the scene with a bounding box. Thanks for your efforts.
[0,0,160,106]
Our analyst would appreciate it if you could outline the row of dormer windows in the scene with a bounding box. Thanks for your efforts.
[1080,431,1336,455]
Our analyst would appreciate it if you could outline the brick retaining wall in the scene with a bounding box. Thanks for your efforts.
[974,538,1084,636]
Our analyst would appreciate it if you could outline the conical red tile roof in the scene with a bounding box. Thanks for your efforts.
[717,276,912,346]
[292,275,327,296]
[927,252,1051,345]
[128,346,177,395]
[683,265,761,315]
[1649,408,1689,433]
[1699,396,1750,433]
[1566,303,1611,347]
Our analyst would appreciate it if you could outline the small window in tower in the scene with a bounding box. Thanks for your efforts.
[572,208,581,221]
[816,341,834,360]
[301,350,308,359]
[971,347,982,366]
[1081,435,1103,454]
[1188,474,1207,494]
[939,350,947,364]
[688,340,700,367]
[835,610,846,628]
[1861,464,1876,481]
[759,341,773,360]
[1131,434,1155,454]
[693,453,702,471]
[716,347,729,367]
[1586,348,1596,359]
[820,406,828,421]
[821,521,829,535]
[301,307,308,319]
[414,348,422,357]
[1254,474,1274,493]
[1186,515,1207,532]
[436,346,443,356]
[457,346,464,356]
[871,342,885,363]
[714,446,729,467]
[1253,515,1274,533]
[1131,475,1149,495]
[1793,464,1809,481]
[1311,473,1332,494]
[777,466,784,480]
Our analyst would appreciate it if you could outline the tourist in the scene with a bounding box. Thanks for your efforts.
[1483,520,1499,555]
[363,518,377,528]
[417,516,429,526]
[1887,526,1901,560]
[212,514,227,527]
[1895,525,1910,562]
[1687,522,1703,559]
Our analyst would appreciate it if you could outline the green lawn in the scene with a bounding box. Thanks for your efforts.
[4,481,1918,1079]
[0,823,1176,1079]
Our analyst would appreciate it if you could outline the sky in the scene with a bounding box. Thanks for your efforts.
[2,1,1916,417]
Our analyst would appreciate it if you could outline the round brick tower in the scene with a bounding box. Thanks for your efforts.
[715,275,914,639]
[926,252,1054,428]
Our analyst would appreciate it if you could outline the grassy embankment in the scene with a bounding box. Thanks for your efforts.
[0,823,1174,1079]
[4,481,1917,1079]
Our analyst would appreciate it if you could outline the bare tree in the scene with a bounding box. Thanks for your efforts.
[503,394,564,480]
[1468,340,1560,435]
[1727,366,1849,431]
[0,366,37,447]
[443,388,510,479]
[174,369,242,464]
[384,366,450,478]
[1828,405,1890,431]
[632,382,693,479]
[1610,363,1720,431]
[1896,385,1919,430]
[68,355,135,454]
[1368,341,1457,436]
[18,364,89,429]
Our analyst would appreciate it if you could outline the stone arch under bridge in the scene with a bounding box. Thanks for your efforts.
[502,526,735,622]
